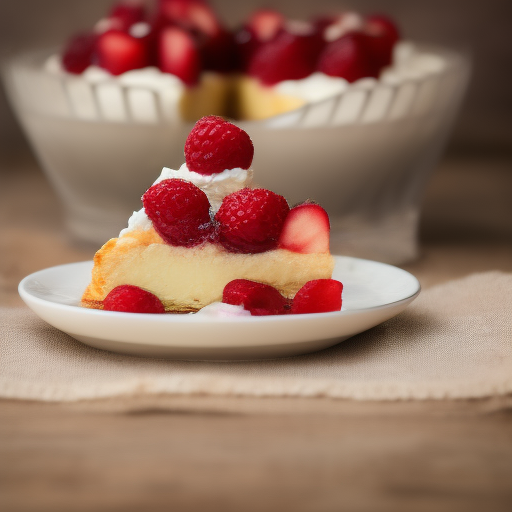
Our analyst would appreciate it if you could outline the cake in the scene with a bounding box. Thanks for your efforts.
[49,0,421,122]
[82,116,342,315]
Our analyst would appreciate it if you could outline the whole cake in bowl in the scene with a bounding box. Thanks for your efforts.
[82,116,342,315]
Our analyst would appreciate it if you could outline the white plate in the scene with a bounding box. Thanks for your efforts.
[18,256,420,360]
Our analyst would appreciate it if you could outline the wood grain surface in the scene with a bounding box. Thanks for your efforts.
[1,154,512,511]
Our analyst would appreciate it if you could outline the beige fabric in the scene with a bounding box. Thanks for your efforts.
[1,271,511,402]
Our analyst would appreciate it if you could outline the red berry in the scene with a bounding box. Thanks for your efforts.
[184,116,254,175]
[278,202,330,254]
[248,23,324,85]
[364,15,400,68]
[109,1,146,31]
[199,29,238,73]
[62,32,97,74]
[317,32,379,82]
[291,279,343,314]
[223,279,288,316]
[158,0,221,36]
[104,285,165,313]
[97,29,149,75]
[215,188,289,254]
[158,26,201,86]
[247,9,284,43]
[142,178,214,247]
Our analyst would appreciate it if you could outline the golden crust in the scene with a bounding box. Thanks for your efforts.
[82,227,335,312]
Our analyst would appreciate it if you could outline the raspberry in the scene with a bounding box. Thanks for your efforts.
[364,15,400,68]
[142,178,214,247]
[291,279,343,314]
[223,279,288,316]
[184,116,254,175]
[317,32,379,83]
[215,188,289,254]
[104,285,165,313]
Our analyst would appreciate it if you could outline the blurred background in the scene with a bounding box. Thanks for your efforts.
[0,0,511,251]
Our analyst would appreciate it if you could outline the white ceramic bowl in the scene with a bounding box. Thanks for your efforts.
[3,44,470,263]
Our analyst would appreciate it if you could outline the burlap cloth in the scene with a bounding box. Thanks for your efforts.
[1,271,511,402]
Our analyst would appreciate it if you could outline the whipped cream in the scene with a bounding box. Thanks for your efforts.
[119,163,253,237]
[194,302,251,317]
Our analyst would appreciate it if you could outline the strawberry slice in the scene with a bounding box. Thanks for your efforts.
[317,32,379,82]
[247,9,284,42]
[108,1,146,31]
[158,26,201,85]
[158,0,221,36]
[97,29,149,75]
[278,203,330,254]
[248,22,324,85]
[62,32,97,74]
[291,279,343,314]
[223,279,288,316]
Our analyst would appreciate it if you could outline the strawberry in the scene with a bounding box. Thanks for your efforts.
[97,29,149,75]
[184,116,254,175]
[158,26,201,85]
[223,279,288,316]
[199,28,238,73]
[142,178,214,247]
[104,285,165,313]
[247,9,284,42]
[108,1,146,31]
[364,14,400,68]
[317,32,379,82]
[62,32,97,74]
[215,188,289,254]
[158,0,221,36]
[248,22,324,85]
[291,279,343,314]
[278,203,330,254]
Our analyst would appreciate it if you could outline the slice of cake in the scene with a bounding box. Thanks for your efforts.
[82,116,341,315]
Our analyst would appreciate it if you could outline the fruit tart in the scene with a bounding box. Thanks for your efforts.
[50,0,418,122]
[82,116,341,315]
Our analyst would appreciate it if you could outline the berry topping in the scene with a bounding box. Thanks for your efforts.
[248,23,324,85]
[278,202,330,254]
[104,285,165,313]
[364,14,400,68]
[158,26,201,85]
[142,178,214,247]
[223,279,288,316]
[317,32,379,82]
[184,116,254,175]
[62,33,97,74]
[215,188,289,254]
[200,29,238,73]
[108,1,146,31]
[291,279,343,314]
[158,0,221,36]
[97,29,149,75]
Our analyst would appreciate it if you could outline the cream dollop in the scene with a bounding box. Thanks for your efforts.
[119,164,253,237]
[193,302,251,317]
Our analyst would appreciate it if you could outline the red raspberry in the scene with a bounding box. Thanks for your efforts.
[142,178,214,247]
[185,116,254,175]
[62,32,97,74]
[248,23,324,85]
[223,279,288,316]
[108,2,146,31]
[364,14,400,68]
[291,279,343,314]
[215,188,289,254]
[104,285,165,313]
[317,32,379,82]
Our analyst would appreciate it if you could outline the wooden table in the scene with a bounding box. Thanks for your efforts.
[1,153,512,511]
